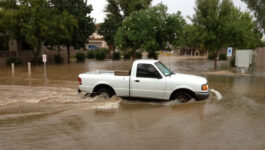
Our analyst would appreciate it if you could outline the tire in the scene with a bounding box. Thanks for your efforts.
[172,91,192,103]
[96,88,114,98]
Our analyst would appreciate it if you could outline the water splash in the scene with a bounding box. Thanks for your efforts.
[89,96,122,110]
[210,89,223,101]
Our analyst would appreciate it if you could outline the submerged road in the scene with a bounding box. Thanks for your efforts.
[0,57,264,150]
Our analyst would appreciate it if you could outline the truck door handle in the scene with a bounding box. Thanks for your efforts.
[134,80,140,82]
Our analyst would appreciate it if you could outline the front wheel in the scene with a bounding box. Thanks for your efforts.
[96,88,114,99]
[172,92,192,103]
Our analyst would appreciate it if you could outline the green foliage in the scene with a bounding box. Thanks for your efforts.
[6,57,22,65]
[0,1,20,39]
[242,0,265,33]
[44,11,78,47]
[76,52,86,62]
[219,53,227,60]
[115,4,186,56]
[98,0,152,49]
[99,48,109,55]
[112,52,121,60]
[135,51,142,59]
[123,52,131,59]
[183,24,200,49]
[117,0,152,17]
[147,52,159,60]
[95,50,106,60]
[0,0,94,64]
[16,0,78,64]
[192,0,262,69]
[87,50,95,59]
[98,16,122,48]
[230,56,236,67]
[0,36,9,50]
[208,53,215,60]
[54,54,64,64]
[51,0,95,49]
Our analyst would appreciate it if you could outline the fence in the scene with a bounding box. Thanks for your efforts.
[256,47,265,69]
[0,51,16,57]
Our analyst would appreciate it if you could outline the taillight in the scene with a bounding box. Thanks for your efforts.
[78,77,82,85]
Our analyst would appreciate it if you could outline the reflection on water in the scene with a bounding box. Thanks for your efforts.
[0,57,264,150]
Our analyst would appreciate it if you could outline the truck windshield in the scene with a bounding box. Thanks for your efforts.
[155,61,174,76]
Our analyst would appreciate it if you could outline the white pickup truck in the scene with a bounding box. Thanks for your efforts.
[78,60,209,103]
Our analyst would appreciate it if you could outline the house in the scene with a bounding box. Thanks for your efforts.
[87,32,108,50]
[0,31,108,64]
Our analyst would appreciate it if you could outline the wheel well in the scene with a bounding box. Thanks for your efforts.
[93,84,116,95]
[170,88,195,100]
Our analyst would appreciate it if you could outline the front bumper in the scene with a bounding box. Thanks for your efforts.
[195,91,210,101]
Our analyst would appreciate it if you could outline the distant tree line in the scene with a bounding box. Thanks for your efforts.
[99,0,264,69]
[190,0,263,69]
[1,0,264,69]
[0,0,95,64]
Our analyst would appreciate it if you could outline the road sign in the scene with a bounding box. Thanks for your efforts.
[227,47,233,57]
[42,54,47,63]
[42,54,47,80]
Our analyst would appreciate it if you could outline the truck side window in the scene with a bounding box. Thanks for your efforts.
[137,64,161,78]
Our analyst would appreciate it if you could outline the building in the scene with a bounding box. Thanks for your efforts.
[87,32,108,50]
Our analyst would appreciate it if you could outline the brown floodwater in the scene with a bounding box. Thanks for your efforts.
[0,56,264,150]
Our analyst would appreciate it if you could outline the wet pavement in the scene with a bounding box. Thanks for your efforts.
[0,56,264,150]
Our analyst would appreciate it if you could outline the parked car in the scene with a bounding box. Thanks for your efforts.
[78,60,209,103]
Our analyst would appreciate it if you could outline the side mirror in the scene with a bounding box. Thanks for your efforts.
[155,72,162,79]
[157,75,162,79]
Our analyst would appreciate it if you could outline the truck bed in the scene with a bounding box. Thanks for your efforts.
[83,70,130,76]
[79,70,131,97]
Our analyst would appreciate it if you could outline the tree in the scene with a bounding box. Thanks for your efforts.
[43,11,78,51]
[241,0,265,33]
[115,4,186,58]
[0,0,22,44]
[98,0,152,51]
[51,0,95,63]
[182,24,201,52]
[192,0,262,69]
[19,0,78,64]
[0,7,16,45]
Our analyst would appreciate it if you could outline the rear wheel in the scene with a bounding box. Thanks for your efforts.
[172,91,192,103]
[96,88,114,99]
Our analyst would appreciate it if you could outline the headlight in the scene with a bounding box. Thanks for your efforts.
[201,84,208,91]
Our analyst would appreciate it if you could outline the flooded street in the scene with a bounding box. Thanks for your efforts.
[0,57,264,150]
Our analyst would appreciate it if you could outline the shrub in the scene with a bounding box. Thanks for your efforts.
[147,52,159,59]
[76,52,86,62]
[136,51,142,59]
[30,57,43,65]
[6,57,22,65]
[99,48,109,54]
[112,52,121,60]
[219,53,227,60]
[123,52,131,60]
[207,52,215,60]
[87,50,95,59]
[230,56,236,67]
[54,54,64,64]
[95,50,106,60]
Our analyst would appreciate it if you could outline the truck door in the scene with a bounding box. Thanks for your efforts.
[130,63,166,99]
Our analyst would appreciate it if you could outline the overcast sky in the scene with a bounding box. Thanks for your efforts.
[87,0,248,23]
